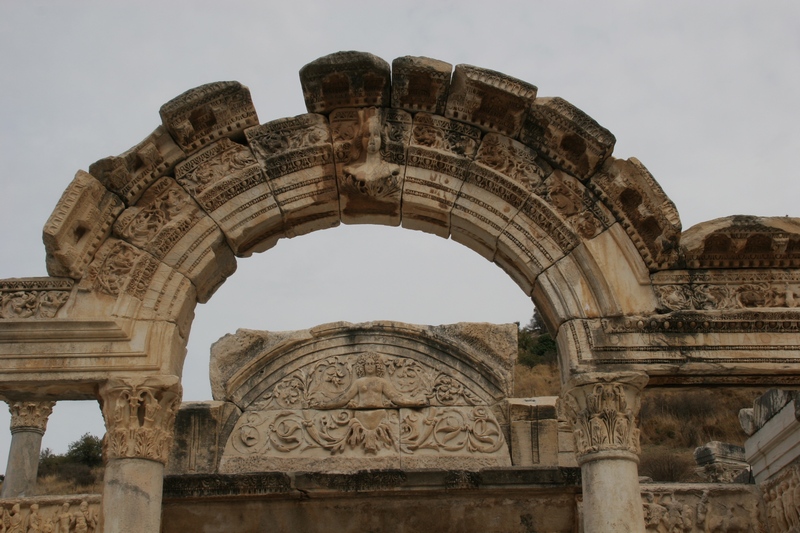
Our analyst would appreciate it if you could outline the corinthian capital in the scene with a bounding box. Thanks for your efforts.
[7,401,56,434]
[99,375,182,464]
[561,372,648,464]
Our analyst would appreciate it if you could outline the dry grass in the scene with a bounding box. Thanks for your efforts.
[513,362,561,397]
[639,388,761,448]
[32,468,103,496]
[638,388,762,482]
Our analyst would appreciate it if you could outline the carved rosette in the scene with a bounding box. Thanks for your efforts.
[562,372,648,464]
[99,376,182,464]
[7,401,56,435]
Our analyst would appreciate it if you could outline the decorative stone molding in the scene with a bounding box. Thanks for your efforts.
[99,376,182,464]
[0,278,72,320]
[7,401,55,435]
[561,372,647,463]
[681,215,800,270]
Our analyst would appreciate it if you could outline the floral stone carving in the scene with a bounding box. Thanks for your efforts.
[7,401,55,434]
[562,372,647,463]
[99,376,182,464]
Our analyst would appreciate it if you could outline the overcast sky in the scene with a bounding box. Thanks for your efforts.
[0,2,798,466]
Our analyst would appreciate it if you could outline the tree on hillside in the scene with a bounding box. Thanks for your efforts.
[518,309,557,367]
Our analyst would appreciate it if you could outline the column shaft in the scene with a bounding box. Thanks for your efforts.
[1,400,55,498]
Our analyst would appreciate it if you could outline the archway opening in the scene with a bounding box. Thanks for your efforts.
[180,223,537,403]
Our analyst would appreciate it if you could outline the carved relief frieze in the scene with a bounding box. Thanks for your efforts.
[330,107,411,225]
[90,126,186,206]
[445,64,537,137]
[99,376,181,464]
[254,352,478,411]
[401,113,481,236]
[519,97,616,180]
[82,239,153,299]
[0,278,72,319]
[0,499,101,533]
[112,176,235,302]
[760,460,800,533]
[474,133,551,195]
[219,350,510,472]
[410,113,482,158]
[451,134,546,257]
[174,138,281,256]
[245,113,339,237]
[640,489,762,533]
[543,171,612,240]
[160,81,259,153]
[562,373,647,462]
[653,270,800,312]
[7,401,55,434]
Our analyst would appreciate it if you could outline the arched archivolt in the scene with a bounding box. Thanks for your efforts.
[19,51,800,398]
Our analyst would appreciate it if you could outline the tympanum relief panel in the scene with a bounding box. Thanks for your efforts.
[220,351,510,473]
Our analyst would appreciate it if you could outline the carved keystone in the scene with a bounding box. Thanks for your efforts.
[562,372,648,465]
[519,97,616,180]
[90,126,186,206]
[300,51,391,114]
[160,82,259,154]
[446,65,537,137]
[391,56,452,115]
[99,375,182,464]
[331,107,412,226]
[43,170,125,279]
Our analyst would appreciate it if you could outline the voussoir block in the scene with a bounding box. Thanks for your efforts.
[43,170,125,280]
[160,81,259,154]
[300,51,391,114]
[90,126,186,206]
[446,65,537,137]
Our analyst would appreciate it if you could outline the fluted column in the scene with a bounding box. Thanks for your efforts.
[562,372,648,533]
[1,400,56,497]
[98,376,181,533]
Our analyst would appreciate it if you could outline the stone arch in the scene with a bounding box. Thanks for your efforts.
[4,50,800,533]
[28,52,684,398]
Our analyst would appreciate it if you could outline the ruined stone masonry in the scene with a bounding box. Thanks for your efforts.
[1,50,799,532]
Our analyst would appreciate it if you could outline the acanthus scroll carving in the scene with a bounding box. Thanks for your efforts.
[656,282,800,312]
[562,372,647,461]
[256,351,481,410]
[7,401,55,434]
[99,376,181,464]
